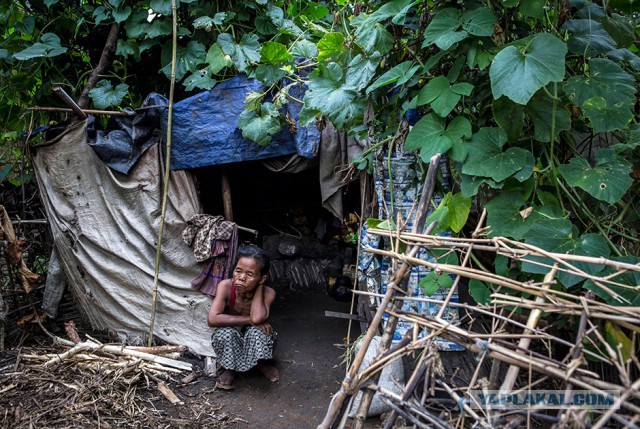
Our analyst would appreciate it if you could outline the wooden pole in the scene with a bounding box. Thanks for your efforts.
[221,172,234,221]
[52,86,87,120]
[27,106,129,116]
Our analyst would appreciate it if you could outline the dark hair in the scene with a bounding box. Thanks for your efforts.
[234,245,270,276]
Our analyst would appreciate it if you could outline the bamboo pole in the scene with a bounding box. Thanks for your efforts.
[52,86,87,120]
[499,264,558,394]
[148,0,177,347]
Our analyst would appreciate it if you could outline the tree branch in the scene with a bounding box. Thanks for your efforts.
[77,22,120,109]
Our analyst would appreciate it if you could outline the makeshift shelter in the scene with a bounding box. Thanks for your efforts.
[30,75,458,361]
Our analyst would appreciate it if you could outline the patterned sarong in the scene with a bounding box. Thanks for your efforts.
[211,326,277,372]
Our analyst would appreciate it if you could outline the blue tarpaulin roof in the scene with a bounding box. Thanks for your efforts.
[165,75,320,170]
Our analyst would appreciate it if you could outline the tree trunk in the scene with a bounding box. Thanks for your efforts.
[77,22,120,109]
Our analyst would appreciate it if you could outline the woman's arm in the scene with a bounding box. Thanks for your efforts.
[208,280,252,327]
[249,285,276,325]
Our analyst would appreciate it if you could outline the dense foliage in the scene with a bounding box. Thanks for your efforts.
[1,0,639,351]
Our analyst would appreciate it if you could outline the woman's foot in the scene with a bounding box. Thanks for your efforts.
[215,369,235,390]
[256,360,279,382]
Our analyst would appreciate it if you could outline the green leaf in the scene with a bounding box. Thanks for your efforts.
[526,88,571,142]
[124,11,149,38]
[462,128,528,181]
[602,14,635,48]
[237,102,281,146]
[302,2,330,19]
[490,33,567,105]
[558,148,633,204]
[584,256,640,306]
[426,192,472,234]
[461,7,496,37]
[520,0,546,19]
[366,0,414,24]
[298,106,321,127]
[346,53,381,91]
[206,43,232,74]
[486,192,537,239]
[317,32,344,62]
[217,33,261,72]
[604,321,633,362]
[416,76,473,117]
[44,0,59,7]
[150,0,171,15]
[183,69,216,91]
[305,63,356,117]
[147,19,172,38]
[93,6,109,25]
[291,40,318,58]
[161,40,206,81]
[423,7,495,50]
[255,16,278,35]
[494,254,509,277]
[14,33,67,60]
[405,114,472,162]
[419,271,453,297]
[423,8,467,50]
[88,80,129,109]
[193,16,215,32]
[112,5,131,23]
[355,22,394,54]
[561,19,617,56]
[255,64,286,85]
[606,48,640,71]
[260,41,294,64]
[366,61,419,94]
[467,41,493,70]
[116,39,139,60]
[564,58,635,132]
[493,97,525,141]
[522,218,574,274]
[469,279,492,305]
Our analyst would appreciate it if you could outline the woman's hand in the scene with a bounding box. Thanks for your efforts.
[254,321,273,335]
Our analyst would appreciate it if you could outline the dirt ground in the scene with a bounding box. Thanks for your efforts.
[187,287,374,428]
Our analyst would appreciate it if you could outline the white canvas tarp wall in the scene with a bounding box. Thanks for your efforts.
[33,120,215,356]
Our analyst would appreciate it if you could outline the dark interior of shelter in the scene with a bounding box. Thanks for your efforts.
[192,159,362,298]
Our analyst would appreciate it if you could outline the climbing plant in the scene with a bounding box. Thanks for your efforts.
[1,1,639,332]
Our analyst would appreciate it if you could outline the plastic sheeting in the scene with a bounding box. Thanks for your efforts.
[33,121,216,357]
[167,75,320,170]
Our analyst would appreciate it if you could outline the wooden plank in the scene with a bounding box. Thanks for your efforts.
[324,311,365,322]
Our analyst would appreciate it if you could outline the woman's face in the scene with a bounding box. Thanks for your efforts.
[232,256,265,293]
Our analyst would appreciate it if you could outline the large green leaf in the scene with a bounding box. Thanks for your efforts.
[237,102,281,146]
[561,19,617,56]
[469,279,492,305]
[112,5,131,23]
[317,32,345,61]
[150,0,171,15]
[564,58,635,132]
[416,76,474,117]
[346,53,381,91]
[423,7,495,50]
[490,33,567,105]
[305,63,356,117]
[161,40,206,80]
[125,11,149,38]
[355,21,395,54]
[255,64,287,85]
[14,33,67,60]
[492,97,525,141]
[522,219,609,287]
[206,43,232,74]
[217,33,261,72]
[422,8,467,50]
[183,69,216,91]
[486,192,537,239]
[88,79,129,109]
[606,48,640,71]
[291,40,318,58]
[425,192,472,234]
[366,61,419,94]
[260,41,294,64]
[601,14,635,48]
[405,114,472,162]
[520,0,546,19]
[147,19,172,38]
[584,256,640,306]
[526,88,571,142]
[461,7,496,36]
[462,128,528,181]
[366,0,414,24]
[558,148,633,204]
[116,39,139,60]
